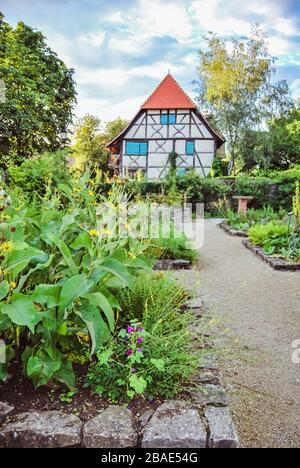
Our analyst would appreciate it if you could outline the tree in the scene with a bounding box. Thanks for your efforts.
[73,115,128,171]
[196,28,294,173]
[0,13,77,168]
[104,117,128,143]
[238,105,300,171]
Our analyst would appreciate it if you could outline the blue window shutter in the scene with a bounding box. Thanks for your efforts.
[139,142,148,155]
[186,141,195,155]
[125,142,140,154]
[125,141,147,155]
[160,114,168,125]
[169,114,176,124]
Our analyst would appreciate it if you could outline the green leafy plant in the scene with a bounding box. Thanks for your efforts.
[86,273,203,401]
[0,175,151,387]
[248,222,289,255]
[225,206,286,232]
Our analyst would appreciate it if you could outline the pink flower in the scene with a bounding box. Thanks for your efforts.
[127,326,135,334]
[126,349,133,356]
[137,337,144,344]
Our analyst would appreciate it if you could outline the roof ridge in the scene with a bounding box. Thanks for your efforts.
[167,73,197,108]
[140,74,170,108]
[141,73,196,109]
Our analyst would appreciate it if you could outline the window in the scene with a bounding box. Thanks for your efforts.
[125,141,148,155]
[176,168,187,177]
[160,114,177,125]
[160,114,168,125]
[186,141,195,155]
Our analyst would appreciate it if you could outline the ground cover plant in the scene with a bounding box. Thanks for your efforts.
[86,272,204,401]
[247,182,300,262]
[225,206,286,233]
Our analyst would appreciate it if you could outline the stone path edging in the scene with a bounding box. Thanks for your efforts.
[242,239,300,271]
[219,221,248,238]
[154,259,192,270]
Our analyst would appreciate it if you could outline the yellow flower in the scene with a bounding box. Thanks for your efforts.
[108,190,113,196]
[125,223,130,230]
[0,241,13,253]
[10,281,17,290]
[128,252,136,260]
[89,229,99,237]
[89,180,95,186]
[101,228,112,236]
[15,207,21,212]
[73,187,81,193]
[88,191,95,197]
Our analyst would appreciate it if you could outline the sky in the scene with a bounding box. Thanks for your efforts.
[1,0,300,123]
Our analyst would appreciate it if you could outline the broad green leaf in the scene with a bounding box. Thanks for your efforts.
[47,234,78,275]
[54,361,75,390]
[85,292,115,331]
[60,212,77,237]
[0,281,10,300]
[99,287,121,310]
[77,305,110,354]
[150,358,165,372]
[16,254,54,293]
[0,312,12,331]
[58,183,72,195]
[125,258,151,270]
[27,355,61,387]
[129,374,147,394]
[2,294,40,333]
[70,232,92,254]
[98,258,133,288]
[33,284,62,308]
[58,274,93,312]
[5,247,46,280]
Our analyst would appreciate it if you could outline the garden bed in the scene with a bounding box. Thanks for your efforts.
[219,221,248,238]
[242,239,300,271]
[0,349,239,448]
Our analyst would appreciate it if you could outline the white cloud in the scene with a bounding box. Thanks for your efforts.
[42,0,300,120]
[189,0,252,36]
[78,31,106,48]
[137,0,192,39]
[290,79,300,99]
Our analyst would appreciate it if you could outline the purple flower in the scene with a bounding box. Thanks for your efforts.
[137,348,143,353]
[138,327,144,332]
[127,326,135,334]
[137,337,144,345]
[130,368,137,373]
[126,349,133,356]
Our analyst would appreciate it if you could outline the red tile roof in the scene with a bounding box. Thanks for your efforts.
[141,73,196,109]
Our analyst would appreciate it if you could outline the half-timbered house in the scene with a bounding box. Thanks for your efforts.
[107,74,224,179]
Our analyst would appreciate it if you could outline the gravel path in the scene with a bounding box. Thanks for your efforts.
[174,219,300,448]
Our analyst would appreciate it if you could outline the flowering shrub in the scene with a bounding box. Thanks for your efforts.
[86,273,203,401]
[0,175,151,386]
